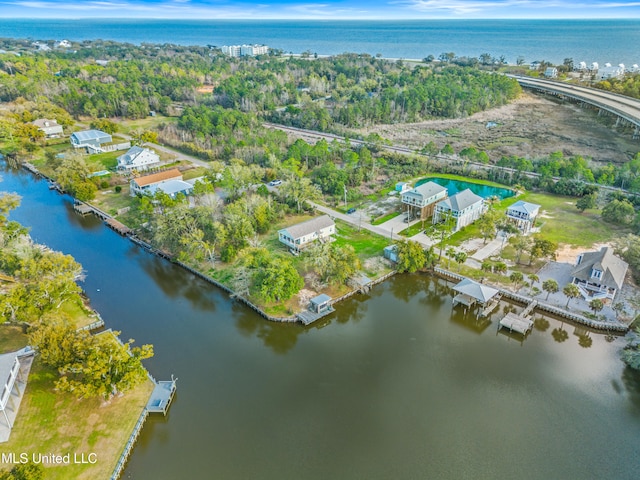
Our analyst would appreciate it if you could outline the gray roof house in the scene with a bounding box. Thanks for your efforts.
[32,118,63,138]
[117,146,161,172]
[278,215,336,251]
[401,181,448,220]
[506,200,541,233]
[70,130,112,153]
[433,188,485,232]
[571,247,628,301]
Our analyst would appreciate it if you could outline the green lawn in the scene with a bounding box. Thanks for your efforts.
[398,221,425,237]
[0,325,28,352]
[371,211,401,225]
[520,191,630,246]
[0,330,154,480]
[1,362,153,480]
[333,220,390,259]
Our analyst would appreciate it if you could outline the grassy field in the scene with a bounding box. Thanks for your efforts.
[115,115,177,134]
[0,326,154,480]
[0,325,28,352]
[520,191,629,246]
[1,362,153,480]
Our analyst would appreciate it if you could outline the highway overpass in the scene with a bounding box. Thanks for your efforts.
[508,74,640,138]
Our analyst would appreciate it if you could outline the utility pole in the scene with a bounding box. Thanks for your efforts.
[343,184,347,207]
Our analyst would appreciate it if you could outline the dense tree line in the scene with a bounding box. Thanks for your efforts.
[595,74,640,100]
[0,193,152,400]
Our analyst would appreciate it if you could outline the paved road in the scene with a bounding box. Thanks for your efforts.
[509,74,640,127]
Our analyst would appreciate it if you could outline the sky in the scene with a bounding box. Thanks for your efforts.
[1,0,640,19]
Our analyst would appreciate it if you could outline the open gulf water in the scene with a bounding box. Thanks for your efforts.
[1,19,640,66]
[2,16,640,479]
[2,162,640,479]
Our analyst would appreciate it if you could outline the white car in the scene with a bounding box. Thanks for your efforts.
[269,179,282,186]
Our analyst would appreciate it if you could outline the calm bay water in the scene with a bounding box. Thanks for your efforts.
[2,163,640,479]
[1,19,640,66]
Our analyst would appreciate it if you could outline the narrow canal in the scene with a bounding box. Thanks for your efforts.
[2,163,640,480]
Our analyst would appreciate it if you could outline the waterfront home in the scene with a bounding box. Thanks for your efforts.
[432,189,485,232]
[0,347,35,441]
[401,182,448,220]
[32,118,63,138]
[570,247,628,301]
[70,129,112,154]
[278,215,335,252]
[130,168,183,197]
[597,64,625,80]
[544,67,558,78]
[506,200,540,233]
[117,146,161,172]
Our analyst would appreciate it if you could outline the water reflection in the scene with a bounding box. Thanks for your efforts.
[449,305,492,334]
[534,316,550,332]
[552,327,569,343]
[234,304,301,354]
[137,255,217,313]
[621,367,640,416]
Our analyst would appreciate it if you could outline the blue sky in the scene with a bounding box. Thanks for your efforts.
[1,0,640,19]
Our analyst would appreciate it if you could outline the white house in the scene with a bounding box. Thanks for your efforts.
[55,40,71,48]
[401,181,448,220]
[544,67,558,78]
[222,45,241,57]
[597,64,625,80]
[570,247,628,301]
[432,189,485,232]
[130,168,183,197]
[278,215,335,252]
[506,200,540,233]
[70,130,112,153]
[32,118,63,138]
[117,146,161,172]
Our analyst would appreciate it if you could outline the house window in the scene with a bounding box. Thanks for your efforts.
[591,269,602,279]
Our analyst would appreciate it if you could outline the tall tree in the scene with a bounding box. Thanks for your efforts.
[542,279,559,300]
[562,283,581,308]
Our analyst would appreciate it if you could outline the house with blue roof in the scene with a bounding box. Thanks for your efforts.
[506,200,541,233]
[70,129,112,153]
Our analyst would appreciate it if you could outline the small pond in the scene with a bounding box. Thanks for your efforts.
[416,176,515,200]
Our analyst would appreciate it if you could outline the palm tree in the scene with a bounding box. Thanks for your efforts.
[527,274,539,294]
[589,298,604,315]
[509,271,524,290]
[454,251,467,271]
[562,283,580,308]
[542,279,559,301]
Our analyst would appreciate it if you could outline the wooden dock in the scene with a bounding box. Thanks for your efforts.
[499,312,534,335]
[73,202,93,215]
[498,299,537,336]
[297,306,335,326]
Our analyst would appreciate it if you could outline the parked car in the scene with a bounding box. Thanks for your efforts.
[346,208,356,214]
[269,179,282,186]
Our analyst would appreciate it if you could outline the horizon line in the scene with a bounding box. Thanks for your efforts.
[2,16,639,20]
